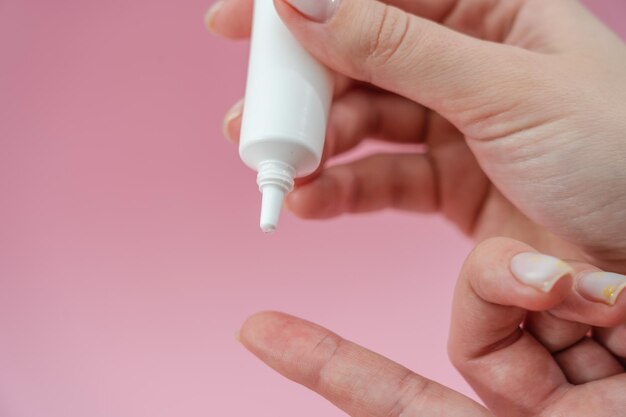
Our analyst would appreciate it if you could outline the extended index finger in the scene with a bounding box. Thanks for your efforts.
[239,311,489,417]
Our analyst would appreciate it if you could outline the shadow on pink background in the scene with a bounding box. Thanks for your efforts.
[1,1,624,416]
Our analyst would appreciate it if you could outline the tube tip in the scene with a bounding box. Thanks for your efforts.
[260,184,286,234]
[260,223,277,234]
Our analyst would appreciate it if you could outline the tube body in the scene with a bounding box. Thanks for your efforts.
[239,0,333,232]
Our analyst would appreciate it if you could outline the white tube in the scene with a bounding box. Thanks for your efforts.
[239,0,334,233]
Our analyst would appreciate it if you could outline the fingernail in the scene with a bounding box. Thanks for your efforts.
[577,272,626,305]
[222,99,243,143]
[511,252,573,292]
[284,0,341,23]
[204,0,224,33]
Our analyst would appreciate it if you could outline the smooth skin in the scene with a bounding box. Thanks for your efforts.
[207,0,626,415]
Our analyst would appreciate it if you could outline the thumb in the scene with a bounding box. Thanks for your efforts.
[274,0,535,124]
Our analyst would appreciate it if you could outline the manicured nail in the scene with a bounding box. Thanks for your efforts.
[284,0,341,23]
[222,99,243,143]
[204,0,224,33]
[577,272,626,305]
[511,252,573,292]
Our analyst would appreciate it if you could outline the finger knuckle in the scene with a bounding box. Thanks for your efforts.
[386,371,433,417]
[365,5,410,80]
[311,332,343,389]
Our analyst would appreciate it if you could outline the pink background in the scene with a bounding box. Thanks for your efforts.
[1,1,624,416]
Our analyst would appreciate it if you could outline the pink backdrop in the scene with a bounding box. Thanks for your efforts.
[1,1,624,416]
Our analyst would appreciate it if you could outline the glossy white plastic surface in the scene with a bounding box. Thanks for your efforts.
[239,0,334,232]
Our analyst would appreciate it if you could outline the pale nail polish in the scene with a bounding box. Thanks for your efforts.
[284,0,340,23]
[510,252,573,292]
[204,0,224,33]
[222,99,244,142]
[577,272,626,305]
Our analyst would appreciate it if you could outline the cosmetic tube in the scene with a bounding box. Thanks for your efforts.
[239,0,334,233]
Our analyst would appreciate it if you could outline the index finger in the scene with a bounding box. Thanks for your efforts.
[239,311,490,417]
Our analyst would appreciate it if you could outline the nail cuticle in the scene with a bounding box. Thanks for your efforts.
[284,0,341,23]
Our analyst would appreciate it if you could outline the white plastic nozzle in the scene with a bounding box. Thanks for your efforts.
[260,185,285,233]
[257,161,295,233]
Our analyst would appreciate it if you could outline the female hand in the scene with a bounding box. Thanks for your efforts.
[207,0,626,272]
[237,238,626,417]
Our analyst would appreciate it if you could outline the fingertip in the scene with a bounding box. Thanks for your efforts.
[240,310,286,336]
[568,271,626,327]
[205,0,253,39]
[538,273,574,308]
[519,262,626,329]
[222,99,243,143]
[510,252,574,296]
[287,176,337,219]
[204,0,225,34]
[238,311,337,384]
[238,311,291,352]
[463,238,572,312]
[285,188,314,218]
[575,271,626,307]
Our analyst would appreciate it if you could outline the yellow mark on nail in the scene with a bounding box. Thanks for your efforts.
[602,286,616,302]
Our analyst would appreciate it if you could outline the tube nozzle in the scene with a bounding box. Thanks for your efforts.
[257,161,295,233]
[260,185,285,233]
